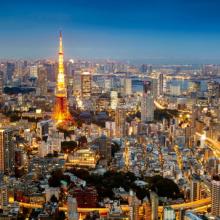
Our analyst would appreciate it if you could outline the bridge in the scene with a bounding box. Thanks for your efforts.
[18,197,211,214]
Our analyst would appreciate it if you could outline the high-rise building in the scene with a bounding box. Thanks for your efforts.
[67,196,78,220]
[123,78,132,96]
[141,81,154,122]
[0,128,16,174]
[0,184,8,209]
[158,73,164,96]
[115,107,126,138]
[0,71,4,102]
[93,135,112,162]
[190,174,201,201]
[37,67,48,96]
[110,91,118,110]
[53,32,73,124]
[72,69,81,97]
[81,72,92,99]
[30,65,38,78]
[150,191,158,220]
[142,199,151,220]
[211,176,220,217]
[6,62,15,82]
[128,190,140,220]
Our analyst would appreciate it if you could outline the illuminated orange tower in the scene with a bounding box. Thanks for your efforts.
[53,32,73,124]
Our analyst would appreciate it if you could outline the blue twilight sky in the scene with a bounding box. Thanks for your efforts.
[1,0,220,63]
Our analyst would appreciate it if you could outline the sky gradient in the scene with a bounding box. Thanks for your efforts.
[1,0,220,63]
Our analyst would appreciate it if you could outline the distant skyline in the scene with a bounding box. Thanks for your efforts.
[1,0,220,63]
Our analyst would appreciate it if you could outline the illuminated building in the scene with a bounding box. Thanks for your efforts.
[30,65,38,78]
[142,199,151,220]
[163,207,176,220]
[53,32,73,124]
[150,191,158,220]
[0,128,15,174]
[190,174,201,202]
[0,184,8,209]
[211,176,220,217]
[141,81,154,122]
[68,148,99,168]
[128,190,141,220]
[81,71,92,99]
[71,186,98,208]
[123,78,132,96]
[115,107,126,138]
[110,91,118,110]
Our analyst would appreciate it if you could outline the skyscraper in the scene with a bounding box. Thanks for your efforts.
[0,128,15,174]
[150,191,158,220]
[81,71,92,99]
[190,174,201,202]
[141,81,154,123]
[123,78,132,96]
[158,73,164,96]
[53,32,73,124]
[115,107,126,138]
[0,71,4,102]
[37,67,47,96]
[211,176,220,217]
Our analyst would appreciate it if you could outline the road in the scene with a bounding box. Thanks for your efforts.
[196,132,220,157]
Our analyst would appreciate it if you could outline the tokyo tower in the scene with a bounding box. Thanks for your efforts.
[53,32,73,125]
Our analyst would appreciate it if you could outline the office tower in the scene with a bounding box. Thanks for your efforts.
[158,73,164,96]
[115,107,126,138]
[124,139,130,170]
[73,69,82,98]
[44,63,56,82]
[110,91,118,110]
[67,196,78,220]
[151,78,158,98]
[37,67,48,96]
[6,62,15,82]
[124,78,132,96]
[163,207,176,220]
[14,61,24,79]
[30,65,38,78]
[141,81,154,122]
[81,72,92,99]
[53,32,73,124]
[190,174,201,201]
[0,71,4,102]
[0,128,15,174]
[211,176,220,217]
[150,191,158,220]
